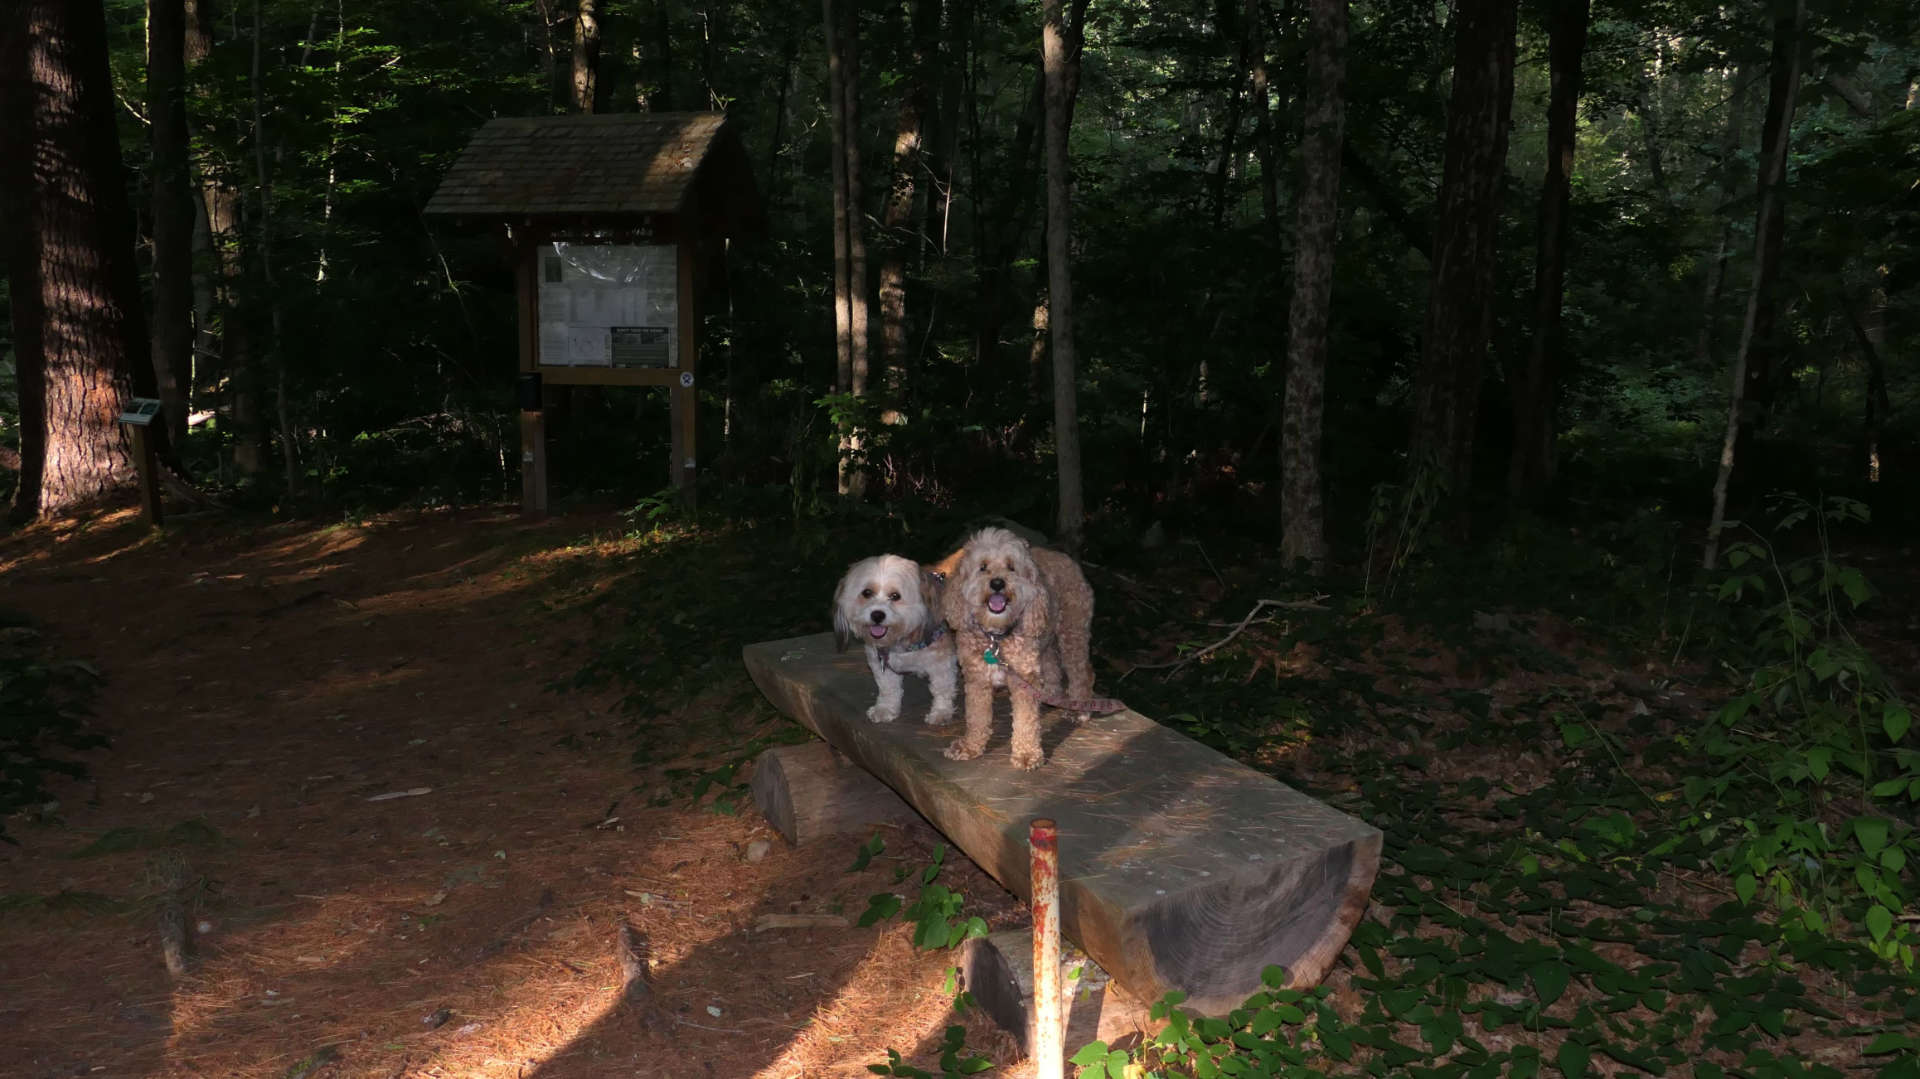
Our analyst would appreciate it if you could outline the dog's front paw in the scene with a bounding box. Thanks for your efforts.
[1010,745,1045,771]
[943,738,984,761]
[867,702,900,723]
[924,703,956,727]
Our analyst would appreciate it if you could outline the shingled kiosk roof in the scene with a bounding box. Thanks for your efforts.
[425,112,760,232]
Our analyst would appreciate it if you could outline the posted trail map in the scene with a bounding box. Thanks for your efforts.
[537,243,678,368]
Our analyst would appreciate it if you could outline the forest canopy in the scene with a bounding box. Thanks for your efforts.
[0,0,1914,544]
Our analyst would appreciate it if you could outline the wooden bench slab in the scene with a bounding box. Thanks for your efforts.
[743,633,1383,1015]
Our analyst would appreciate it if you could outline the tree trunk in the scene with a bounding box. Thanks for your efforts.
[924,0,968,260]
[1247,0,1278,243]
[148,0,194,451]
[5,0,157,519]
[876,0,938,400]
[650,0,674,109]
[971,72,1043,386]
[1043,0,1084,551]
[2,14,48,521]
[249,0,297,496]
[1505,0,1588,500]
[765,23,798,190]
[1209,0,1256,232]
[841,0,870,404]
[1692,65,1750,372]
[825,0,852,400]
[1846,292,1889,485]
[1278,0,1347,570]
[1704,0,1804,570]
[572,0,599,112]
[1407,0,1518,496]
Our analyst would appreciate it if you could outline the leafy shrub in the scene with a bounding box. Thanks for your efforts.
[1686,495,1917,966]
[0,612,104,841]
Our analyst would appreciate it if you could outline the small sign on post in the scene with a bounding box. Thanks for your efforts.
[115,397,164,526]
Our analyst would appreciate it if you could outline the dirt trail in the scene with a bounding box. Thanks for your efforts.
[0,508,1023,1079]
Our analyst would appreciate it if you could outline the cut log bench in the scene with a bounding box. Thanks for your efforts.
[742,632,1383,1017]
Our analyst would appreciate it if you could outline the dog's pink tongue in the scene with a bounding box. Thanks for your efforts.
[987,594,1008,614]
[869,624,887,639]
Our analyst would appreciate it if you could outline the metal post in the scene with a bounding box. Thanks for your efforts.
[1031,817,1062,1079]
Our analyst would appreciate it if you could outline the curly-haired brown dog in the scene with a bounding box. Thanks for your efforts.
[938,526,1095,770]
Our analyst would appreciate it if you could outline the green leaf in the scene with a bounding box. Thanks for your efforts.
[1855,818,1890,855]
[1864,1033,1916,1055]
[1070,1041,1110,1067]
[1872,778,1909,798]
[1557,1041,1591,1079]
[858,892,902,927]
[1531,961,1571,1006]
[1103,1050,1129,1075]
[1865,905,1894,943]
[1261,964,1287,989]
[1839,567,1871,607]
[849,833,886,872]
[1885,703,1912,744]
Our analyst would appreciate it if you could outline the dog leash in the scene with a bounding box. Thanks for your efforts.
[977,626,1127,716]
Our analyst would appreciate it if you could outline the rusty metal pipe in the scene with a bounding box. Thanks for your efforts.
[1031,817,1062,1079]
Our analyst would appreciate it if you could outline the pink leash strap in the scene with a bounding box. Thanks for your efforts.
[1001,666,1128,716]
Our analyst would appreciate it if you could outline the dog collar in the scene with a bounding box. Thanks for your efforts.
[879,623,947,671]
[969,619,1011,665]
[896,622,947,655]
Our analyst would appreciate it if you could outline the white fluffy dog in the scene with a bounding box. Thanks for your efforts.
[831,554,959,727]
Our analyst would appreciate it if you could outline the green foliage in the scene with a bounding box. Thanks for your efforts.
[0,612,105,842]
[867,1025,993,1078]
[1688,494,1918,967]
[855,843,990,951]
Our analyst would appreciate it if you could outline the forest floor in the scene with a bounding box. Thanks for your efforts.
[0,506,1031,1079]
[2,503,1916,1079]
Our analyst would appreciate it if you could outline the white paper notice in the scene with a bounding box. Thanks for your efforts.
[536,243,677,369]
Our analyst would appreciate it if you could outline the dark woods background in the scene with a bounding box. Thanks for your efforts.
[1,0,1916,555]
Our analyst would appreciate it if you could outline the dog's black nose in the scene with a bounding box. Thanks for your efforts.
[869,610,886,624]
[989,577,1005,592]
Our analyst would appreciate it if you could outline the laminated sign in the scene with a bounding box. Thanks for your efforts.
[537,243,677,368]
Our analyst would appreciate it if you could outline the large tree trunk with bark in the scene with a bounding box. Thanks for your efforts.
[185,0,264,477]
[1407,0,1518,496]
[841,0,870,405]
[5,0,158,519]
[572,0,600,112]
[1247,0,1278,243]
[2,15,48,521]
[1704,0,1804,570]
[825,0,869,495]
[825,0,852,400]
[148,0,194,451]
[1506,0,1589,500]
[1042,0,1084,551]
[876,0,939,400]
[1279,0,1347,570]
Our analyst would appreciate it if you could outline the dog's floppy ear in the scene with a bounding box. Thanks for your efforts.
[919,565,947,610]
[831,567,856,652]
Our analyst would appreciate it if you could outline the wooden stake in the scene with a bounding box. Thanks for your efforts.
[130,424,163,526]
[520,409,548,516]
[1031,818,1062,1079]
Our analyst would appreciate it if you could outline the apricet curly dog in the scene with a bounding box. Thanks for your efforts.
[936,526,1095,770]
